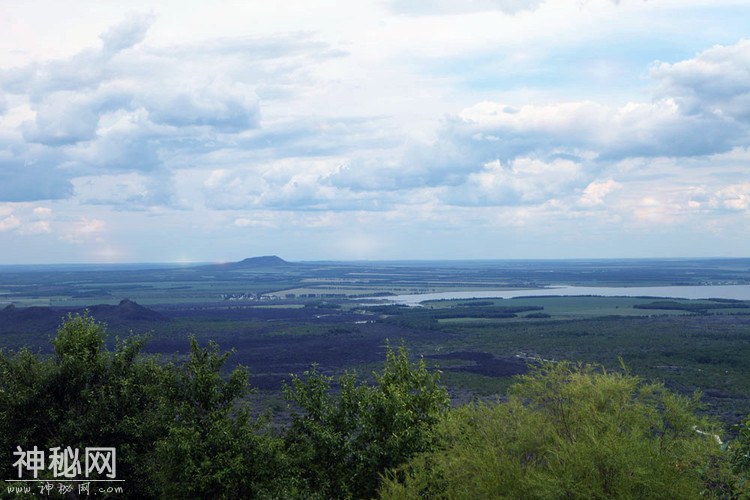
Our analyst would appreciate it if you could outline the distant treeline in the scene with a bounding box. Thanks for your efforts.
[367,304,546,329]
[634,300,750,313]
[431,305,544,319]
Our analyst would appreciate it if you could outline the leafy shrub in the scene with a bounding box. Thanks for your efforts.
[381,361,741,499]
[732,415,750,490]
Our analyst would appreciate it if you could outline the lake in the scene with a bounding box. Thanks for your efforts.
[382,284,750,306]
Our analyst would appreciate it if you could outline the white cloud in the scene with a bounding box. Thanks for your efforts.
[233,217,274,228]
[651,39,750,121]
[711,183,750,211]
[73,172,173,209]
[61,217,106,244]
[142,78,260,131]
[32,207,52,217]
[444,157,586,206]
[0,205,52,234]
[22,91,100,145]
[20,220,51,235]
[200,159,402,212]
[389,0,545,16]
[442,94,741,162]
[0,214,21,232]
[99,12,155,55]
[199,34,750,218]
[2,2,750,261]
[0,15,338,203]
[580,179,622,206]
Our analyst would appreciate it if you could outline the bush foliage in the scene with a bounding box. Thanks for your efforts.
[381,362,747,499]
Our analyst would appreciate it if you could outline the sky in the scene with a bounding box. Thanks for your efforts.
[1,0,749,263]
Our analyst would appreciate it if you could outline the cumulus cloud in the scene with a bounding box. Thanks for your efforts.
[144,79,259,131]
[651,40,750,122]
[61,217,106,244]
[440,96,739,163]
[19,206,53,234]
[0,204,53,235]
[20,220,51,235]
[2,4,749,252]
[1,52,102,98]
[308,38,750,220]
[0,214,21,232]
[33,207,52,217]
[0,15,343,203]
[99,13,155,55]
[22,91,101,145]
[200,157,407,212]
[68,111,164,173]
[710,183,750,211]
[443,157,587,206]
[327,94,739,205]
[351,38,750,212]
[579,179,621,206]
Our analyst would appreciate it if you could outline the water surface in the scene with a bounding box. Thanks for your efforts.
[384,285,750,306]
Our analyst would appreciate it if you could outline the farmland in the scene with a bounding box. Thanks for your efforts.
[2,256,750,427]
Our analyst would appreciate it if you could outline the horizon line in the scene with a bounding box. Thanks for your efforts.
[2,255,750,268]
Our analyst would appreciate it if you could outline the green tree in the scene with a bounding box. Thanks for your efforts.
[150,338,292,499]
[0,314,290,498]
[284,342,450,499]
[0,313,173,496]
[381,361,738,499]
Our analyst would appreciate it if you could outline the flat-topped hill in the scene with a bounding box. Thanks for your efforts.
[235,255,289,267]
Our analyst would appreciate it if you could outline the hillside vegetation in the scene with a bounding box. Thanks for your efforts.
[1,313,749,498]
